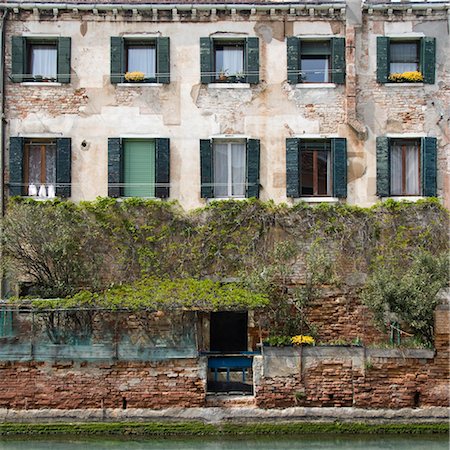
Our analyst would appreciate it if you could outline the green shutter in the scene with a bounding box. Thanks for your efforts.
[110,37,124,84]
[56,138,71,198]
[11,36,25,83]
[421,137,437,197]
[286,138,300,197]
[246,37,259,84]
[246,139,260,198]
[0,310,13,337]
[157,37,170,84]
[377,37,390,83]
[108,138,123,198]
[287,37,299,84]
[200,38,213,84]
[123,140,155,198]
[421,37,436,84]
[332,138,347,198]
[200,139,213,198]
[9,137,24,196]
[155,138,170,198]
[376,136,390,197]
[331,37,345,84]
[57,37,71,83]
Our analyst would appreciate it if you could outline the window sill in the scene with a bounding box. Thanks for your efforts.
[295,83,337,89]
[382,196,424,202]
[295,197,339,203]
[20,82,62,86]
[208,83,251,89]
[384,83,424,87]
[117,83,163,87]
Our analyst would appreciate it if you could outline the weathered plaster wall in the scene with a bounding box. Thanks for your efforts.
[4,6,449,209]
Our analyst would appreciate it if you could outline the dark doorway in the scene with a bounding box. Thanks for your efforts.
[210,311,248,353]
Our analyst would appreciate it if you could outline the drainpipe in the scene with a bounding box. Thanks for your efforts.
[0,8,7,299]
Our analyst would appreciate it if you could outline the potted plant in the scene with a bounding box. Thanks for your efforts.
[218,69,229,82]
[124,71,145,83]
[388,71,423,83]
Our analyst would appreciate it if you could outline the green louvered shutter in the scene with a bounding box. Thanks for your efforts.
[155,138,170,198]
[108,138,123,197]
[57,37,71,83]
[246,139,260,198]
[377,37,390,84]
[246,37,259,84]
[200,38,213,84]
[376,136,390,197]
[11,36,25,83]
[421,37,436,84]
[331,37,345,84]
[287,37,299,84]
[421,137,437,197]
[56,138,72,198]
[286,138,300,197]
[9,137,24,196]
[200,139,213,198]
[110,37,124,84]
[157,37,170,84]
[123,140,155,198]
[332,138,347,198]
[0,310,13,337]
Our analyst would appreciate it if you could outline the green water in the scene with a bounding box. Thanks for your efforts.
[0,435,448,449]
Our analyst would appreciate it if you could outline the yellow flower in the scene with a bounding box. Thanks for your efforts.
[124,71,145,82]
[291,335,315,346]
[388,71,423,83]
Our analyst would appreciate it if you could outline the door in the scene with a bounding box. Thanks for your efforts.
[210,311,248,353]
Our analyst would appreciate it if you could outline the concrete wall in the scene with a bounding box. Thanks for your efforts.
[3,3,449,209]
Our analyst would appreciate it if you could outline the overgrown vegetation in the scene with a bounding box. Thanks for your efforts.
[1,197,448,345]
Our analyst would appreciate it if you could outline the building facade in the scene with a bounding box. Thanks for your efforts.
[1,0,449,210]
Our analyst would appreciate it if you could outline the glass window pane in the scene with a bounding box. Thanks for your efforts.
[231,143,246,197]
[300,57,329,82]
[390,144,403,195]
[301,151,314,196]
[301,41,331,56]
[214,143,228,198]
[405,143,420,195]
[45,143,56,185]
[317,150,330,196]
[215,45,244,77]
[127,46,156,78]
[31,45,57,79]
[390,42,419,73]
[28,144,42,185]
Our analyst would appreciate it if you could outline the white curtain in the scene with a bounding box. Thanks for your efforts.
[405,143,420,195]
[214,143,228,197]
[216,47,244,76]
[390,43,418,73]
[31,46,57,78]
[128,47,156,78]
[231,143,246,197]
[391,142,420,195]
[390,145,402,195]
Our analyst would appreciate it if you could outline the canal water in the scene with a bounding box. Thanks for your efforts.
[0,435,448,449]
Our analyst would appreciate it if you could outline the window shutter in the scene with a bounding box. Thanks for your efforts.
[155,138,170,198]
[157,37,170,84]
[332,138,347,198]
[57,37,71,83]
[377,37,390,83]
[9,137,24,196]
[376,136,390,197]
[200,38,213,84]
[246,37,259,84]
[108,138,123,198]
[11,36,25,83]
[0,310,13,337]
[200,139,213,198]
[421,37,436,84]
[56,138,72,198]
[246,139,260,198]
[286,138,300,197]
[331,37,345,84]
[110,37,124,84]
[287,37,299,84]
[421,137,437,197]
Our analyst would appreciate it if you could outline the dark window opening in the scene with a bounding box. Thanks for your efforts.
[210,311,248,353]
[389,41,419,75]
[300,41,331,83]
[300,140,332,196]
[390,139,421,196]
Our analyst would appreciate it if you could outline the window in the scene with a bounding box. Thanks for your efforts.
[214,41,245,82]
[287,37,345,85]
[0,310,13,338]
[9,137,72,198]
[377,37,436,84]
[213,141,246,198]
[11,36,71,83]
[376,137,437,197]
[200,139,260,199]
[200,37,259,84]
[110,37,170,84]
[108,138,170,198]
[286,138,347,199]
